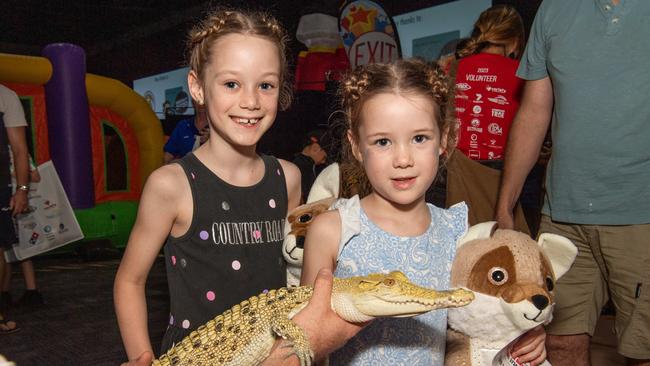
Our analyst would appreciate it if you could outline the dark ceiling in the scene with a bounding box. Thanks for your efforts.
[2,0,540,84]
[3,1,254,56]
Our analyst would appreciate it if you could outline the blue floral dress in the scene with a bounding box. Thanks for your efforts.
[331,196,468,365]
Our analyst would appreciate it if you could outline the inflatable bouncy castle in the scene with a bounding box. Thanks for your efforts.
[0,43,163,249]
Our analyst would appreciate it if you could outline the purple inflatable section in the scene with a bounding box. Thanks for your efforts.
[42,43,95,209]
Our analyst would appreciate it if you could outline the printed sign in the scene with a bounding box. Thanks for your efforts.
[339,0,401,68]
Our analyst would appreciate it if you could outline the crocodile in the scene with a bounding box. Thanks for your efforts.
[152,271,474,366]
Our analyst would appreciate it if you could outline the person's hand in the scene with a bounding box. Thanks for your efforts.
[30,169,41,183]
[120,350,153,366]
[292,268,367,361]
[510,325,547,366]
[10,190,28,217]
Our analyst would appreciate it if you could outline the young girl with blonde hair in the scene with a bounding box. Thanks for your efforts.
[115,8,362,366]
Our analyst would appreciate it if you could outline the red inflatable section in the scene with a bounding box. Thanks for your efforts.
[89,106,140,203]
[3,82,50,164]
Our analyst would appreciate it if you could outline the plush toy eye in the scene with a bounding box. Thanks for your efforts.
[545,276,554,291]
[298,214,312,223]
[488,267,508,286]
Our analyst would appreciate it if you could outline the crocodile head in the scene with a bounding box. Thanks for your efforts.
[331,271,474,322]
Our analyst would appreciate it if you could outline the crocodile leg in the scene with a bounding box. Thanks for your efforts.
[271,316,314,366]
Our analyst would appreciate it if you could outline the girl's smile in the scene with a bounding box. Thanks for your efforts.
[232,116,262,127]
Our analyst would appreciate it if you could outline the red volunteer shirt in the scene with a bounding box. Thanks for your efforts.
[454,53,523,161]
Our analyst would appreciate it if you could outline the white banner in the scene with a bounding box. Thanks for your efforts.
[5,161,84,261]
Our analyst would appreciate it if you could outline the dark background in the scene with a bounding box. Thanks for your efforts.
[2,0,542,159]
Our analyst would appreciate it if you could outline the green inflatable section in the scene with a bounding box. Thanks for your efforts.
[43,201,136,256]
[74,201,137,249]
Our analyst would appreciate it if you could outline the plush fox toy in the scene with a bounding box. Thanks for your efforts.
[445,222,577,366]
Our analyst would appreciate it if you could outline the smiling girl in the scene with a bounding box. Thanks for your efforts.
[113,8,304,364]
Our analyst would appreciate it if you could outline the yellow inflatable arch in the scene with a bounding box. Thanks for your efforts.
[0,52,163,189]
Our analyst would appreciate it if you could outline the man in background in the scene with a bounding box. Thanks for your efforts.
[496,1,650,365]
[0,84,30,333]
[292,129,327,203]
[163,102,209,164]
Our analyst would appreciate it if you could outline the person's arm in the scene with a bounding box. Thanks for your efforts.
[279,159,302,212]
[300,210,340,286]
[114,166,184,362]
[299,209,363,361]
[6,126,29,216]
[496,77,553,229]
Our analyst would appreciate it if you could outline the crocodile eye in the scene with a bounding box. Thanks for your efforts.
[488,267,508,286]
[383,279,395,286]
[298,214,312,223]
[545,276,554,291]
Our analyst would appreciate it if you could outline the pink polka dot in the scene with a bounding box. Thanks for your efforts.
[182,319,190,329]
[169,314,174,325]
[268,199,276,208]
[276,169,281,176]
[253,230,261,240]
[232,260,241,270]
[191,172,196,180]
[206,291,215,301]
[171,256,176,265]
[199,230,209,240]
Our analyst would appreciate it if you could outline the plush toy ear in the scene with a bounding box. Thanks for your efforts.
[306,162,340,203]
[538,233,577,280]
[457,221,497,248]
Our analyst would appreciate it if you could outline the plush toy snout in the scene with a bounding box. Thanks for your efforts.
[500,283,555,331]
[500,283,552,309]
[531,294,549,310]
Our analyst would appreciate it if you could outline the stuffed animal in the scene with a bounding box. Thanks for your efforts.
[306,162,340,203]
[282,161,348,287]
[283,197,337,286]
[445,222,577,366]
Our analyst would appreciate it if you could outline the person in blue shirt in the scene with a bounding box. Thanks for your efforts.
[163,103,209,164]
